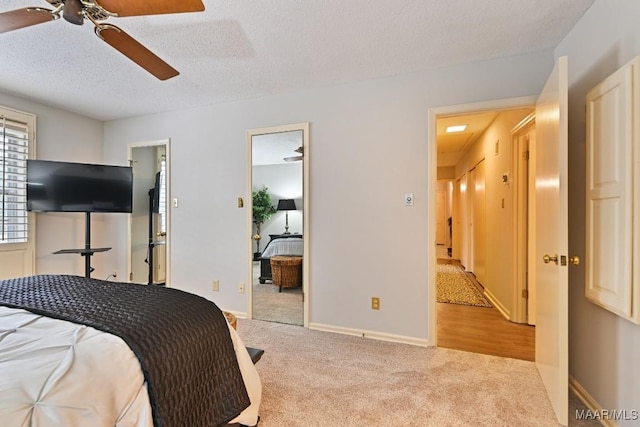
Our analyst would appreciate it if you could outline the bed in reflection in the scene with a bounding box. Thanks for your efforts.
[258,234,303,283]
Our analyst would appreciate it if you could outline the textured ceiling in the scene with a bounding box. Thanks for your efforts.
[0,0,594,121]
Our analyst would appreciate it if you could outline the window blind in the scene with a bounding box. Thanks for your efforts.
[0,116,29,244]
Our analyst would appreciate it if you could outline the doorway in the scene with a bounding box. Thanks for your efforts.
[127,140,170,286]
[246,123,310,326]
[429,97,536,360]
[430,60,570,425]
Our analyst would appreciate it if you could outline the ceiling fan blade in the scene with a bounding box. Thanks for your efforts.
[0,7,57,35]
[95,0,205,17]
[96,24,179,81]
[284,156,303,162]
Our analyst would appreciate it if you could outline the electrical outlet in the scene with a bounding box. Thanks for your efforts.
[371,297,380,310]
[239,283,245,294]
[212,280,219,292]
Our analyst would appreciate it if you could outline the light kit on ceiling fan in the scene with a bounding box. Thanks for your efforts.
[0,0,206,80]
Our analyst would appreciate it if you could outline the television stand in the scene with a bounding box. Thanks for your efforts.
[52,212,111,278]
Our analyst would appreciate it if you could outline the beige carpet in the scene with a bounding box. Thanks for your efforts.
[237,319,599,427]
[252,262,303,326]
[437,263,492,308]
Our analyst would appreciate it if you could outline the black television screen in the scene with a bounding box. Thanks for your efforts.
[27,160,133,213]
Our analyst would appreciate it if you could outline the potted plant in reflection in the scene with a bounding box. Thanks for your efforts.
[252,186,277,261]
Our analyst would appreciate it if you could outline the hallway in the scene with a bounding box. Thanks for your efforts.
[436,245,535,361]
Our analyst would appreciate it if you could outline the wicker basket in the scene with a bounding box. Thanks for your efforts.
[270,256,302,291]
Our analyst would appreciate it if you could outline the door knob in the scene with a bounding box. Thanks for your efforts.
[543,254,558,264]
[569,256,580,265]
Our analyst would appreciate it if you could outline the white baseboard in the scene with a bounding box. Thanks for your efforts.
[570,376,616,427]
[309,322,430,347]
[483,288,510,320]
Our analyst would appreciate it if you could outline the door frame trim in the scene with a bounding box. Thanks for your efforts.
[427,96,536,345]
[126,139,171,286]
[246,123,310,327]
[511,113,536,324]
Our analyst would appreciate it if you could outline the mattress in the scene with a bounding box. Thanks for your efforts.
[0,304,261,427]
[261,237,303,258]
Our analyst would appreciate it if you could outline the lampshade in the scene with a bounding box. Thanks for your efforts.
[277,199,296,211]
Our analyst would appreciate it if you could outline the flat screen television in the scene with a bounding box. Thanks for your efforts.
[27,160,133,213]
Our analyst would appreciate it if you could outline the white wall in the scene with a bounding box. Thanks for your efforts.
[102,50,553,341]
[554,0,640,421]
[252,163,303,242]
[0,92,105,278]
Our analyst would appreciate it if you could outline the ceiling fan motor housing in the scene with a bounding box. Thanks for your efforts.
[49,0,113,24]
[62,0,84,25]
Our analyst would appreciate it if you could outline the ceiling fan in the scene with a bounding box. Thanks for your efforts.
[283,146,303,162]
[0,0,205,80]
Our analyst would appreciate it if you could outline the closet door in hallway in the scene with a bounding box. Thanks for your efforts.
[473,159,486,285]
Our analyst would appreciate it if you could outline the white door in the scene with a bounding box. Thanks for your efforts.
[512,116,536,325]
[473,159,486,285]
[534,56,569,426]
[457,174,468,267]
[435,190,446,244]
[467,168,476,272]
[585,58,636,319]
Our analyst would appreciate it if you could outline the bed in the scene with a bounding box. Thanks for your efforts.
[258,235,303,284]
[0,275,261,427]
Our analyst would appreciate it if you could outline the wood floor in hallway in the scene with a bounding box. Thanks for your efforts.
[436,260,535,361]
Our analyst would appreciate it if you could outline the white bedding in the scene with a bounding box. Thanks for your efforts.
[261,237,303,258]
[0,306,261,427]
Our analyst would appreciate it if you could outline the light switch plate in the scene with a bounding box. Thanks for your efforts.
[404,193,414,206]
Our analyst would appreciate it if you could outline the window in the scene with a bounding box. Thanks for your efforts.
[0,112,31,245]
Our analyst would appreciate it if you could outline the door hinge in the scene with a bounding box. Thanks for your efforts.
[523,150,530,160]
[522,289,529,299]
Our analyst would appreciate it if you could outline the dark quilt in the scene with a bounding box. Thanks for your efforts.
[0,275,250,427]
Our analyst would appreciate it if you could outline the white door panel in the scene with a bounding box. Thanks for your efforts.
[467,169,475,272]
[473,160,486,285]
[436,191,446,244]
[585,61,634,317]
[458,175,468,268]
[534,56,569,426]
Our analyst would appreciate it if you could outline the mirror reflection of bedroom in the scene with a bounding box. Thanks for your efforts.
[251,130,303,326]
[130,143,168,286]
